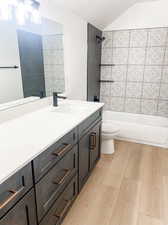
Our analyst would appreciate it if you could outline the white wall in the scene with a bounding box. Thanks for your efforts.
[0,21,23,104]
[40,0,88,100]
[105,0,168,31]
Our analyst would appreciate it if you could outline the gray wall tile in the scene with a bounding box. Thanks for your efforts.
[101,48,112,64]
[144,66,162,83]
[158,100,168,117]
[141,100,158,115]
[110,82,126,97]
[130,29,148,47]
[113,48,129,64]
[102,31,113,48]
[127,65,144,82]
[101,67,112,80]
[100,83,111,96]
[126,82,142,98]
[112,65,127,81]
[129,48,146,64]
[160,84,168,99]
[142,83,160,99]
[162,66,168,83]
[113,30,130,47]
[110,97,125,111]
[148,28,167,47]
[146,47,165,65]
[164,47,168,65]
[125,98,141,113]
[100,27,168,117]
[43,35,65,96]
[43,35,63,50]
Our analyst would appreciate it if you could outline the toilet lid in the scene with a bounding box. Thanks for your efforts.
[102,123,120,134]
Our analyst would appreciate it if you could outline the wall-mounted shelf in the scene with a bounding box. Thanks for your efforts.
[0,65,19,69]
[99,64,115,67]
[99,80,114,83]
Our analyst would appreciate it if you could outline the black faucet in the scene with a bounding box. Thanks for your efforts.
[53,92,67,106]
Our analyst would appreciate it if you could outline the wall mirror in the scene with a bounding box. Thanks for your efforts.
[0,17,65,107]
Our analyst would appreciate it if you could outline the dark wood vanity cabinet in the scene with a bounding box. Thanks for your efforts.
[0,108,102,225]
[33,128,78,183]
[0,163,33,219]
[36,145,78,222]
[40,176,78,225]
[0,189,37,225]
[79,120,101,191]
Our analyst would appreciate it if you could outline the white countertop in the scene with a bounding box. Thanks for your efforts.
[0,100,104,185]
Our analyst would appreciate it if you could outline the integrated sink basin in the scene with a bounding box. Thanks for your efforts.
[49,101,92,115]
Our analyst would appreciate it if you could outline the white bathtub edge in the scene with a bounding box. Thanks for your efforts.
[115,136,168,149]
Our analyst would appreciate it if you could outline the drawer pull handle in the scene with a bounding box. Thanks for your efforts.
[53,169,72,185]
[89,132,96,150]
[0,186,24,210]
[53,144,72,157]
[54,199,72,219]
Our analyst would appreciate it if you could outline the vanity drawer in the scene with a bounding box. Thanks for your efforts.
[40,175,78,225]
[0,163,33,219]
[78,109,102,139]
[0,189,37,225]
[36,145,78,222]
[33,127,78,182]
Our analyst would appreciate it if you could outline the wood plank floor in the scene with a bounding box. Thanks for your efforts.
[62,140,168,225]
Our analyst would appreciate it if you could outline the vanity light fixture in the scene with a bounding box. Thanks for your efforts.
[0,0,41,25]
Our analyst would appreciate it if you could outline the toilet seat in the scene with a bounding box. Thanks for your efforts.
[102,123,120,135]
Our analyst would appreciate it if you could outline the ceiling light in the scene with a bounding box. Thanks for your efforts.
[0,0,41,25]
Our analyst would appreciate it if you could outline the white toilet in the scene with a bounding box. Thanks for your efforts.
[101,122,120,154]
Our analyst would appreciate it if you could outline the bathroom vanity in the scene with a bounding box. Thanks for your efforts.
[0,100,103,225]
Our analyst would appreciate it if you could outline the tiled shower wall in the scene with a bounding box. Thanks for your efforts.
[43,34,65,97]
[100,27,168,117]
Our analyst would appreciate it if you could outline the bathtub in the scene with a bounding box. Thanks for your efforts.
[103,111,168,148]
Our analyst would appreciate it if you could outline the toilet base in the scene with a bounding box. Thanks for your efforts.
[101,138,115,154]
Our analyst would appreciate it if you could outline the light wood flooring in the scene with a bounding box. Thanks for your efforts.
[62,140,168,225]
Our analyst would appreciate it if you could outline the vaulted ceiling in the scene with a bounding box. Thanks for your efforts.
[52,0,158,29]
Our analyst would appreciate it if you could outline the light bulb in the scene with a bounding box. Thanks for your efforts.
[31,8,41,24]
[0,0,41,24]
[16,1,26,25]
[0,0,12,20]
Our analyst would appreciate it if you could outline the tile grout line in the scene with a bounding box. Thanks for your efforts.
[99,63,168,66]
[123,30,131,112]
[102,45,168,49]
[139,29,149,114]
[156,28,168,116]
[104,26,168,32]
[101,95,168,101]
[110,31,114,110]
[98,80,168,84]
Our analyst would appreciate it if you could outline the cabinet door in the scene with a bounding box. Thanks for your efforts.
[79,121,102,191]
[78,132,90,191]
[0,189,37,225]
[89,121,101,170]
